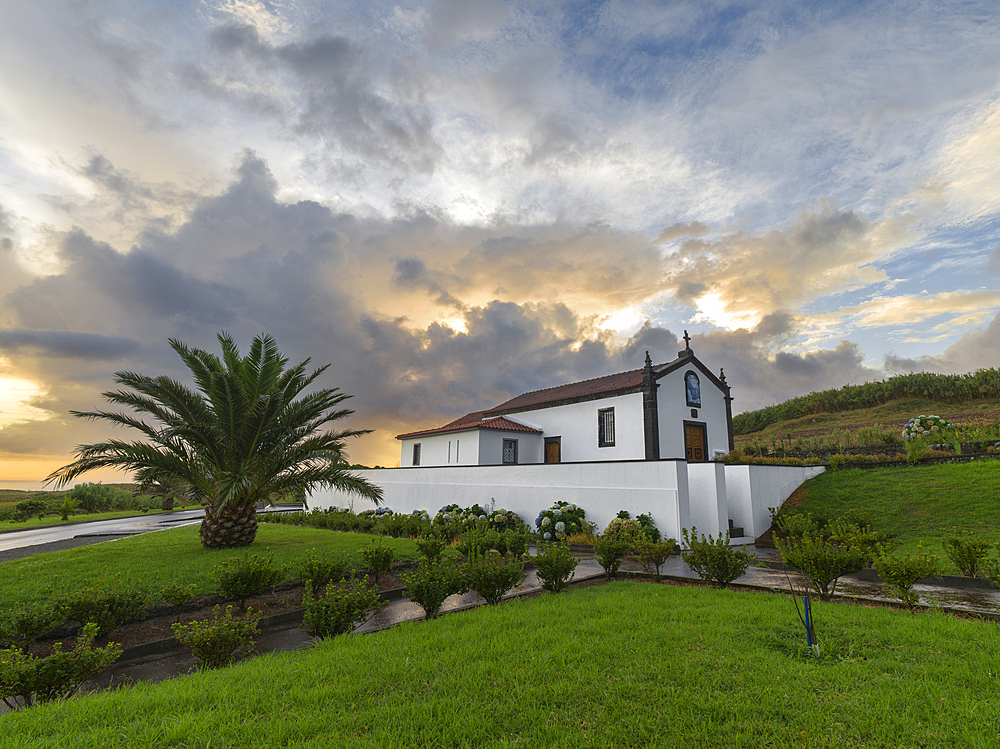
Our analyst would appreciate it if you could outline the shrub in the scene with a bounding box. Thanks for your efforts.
[159,583,198,607]
[52,577,151,636]
[681,527,754,587]
[983,551,1000,589]
[465,552,526,605]
[593,534,631,580]
[67,483,135,513]
[774,533,867,600]
[534,502,586,542]
[635,538,676,580]
[10,499,50,523]
[302,578,385,638]
[485,508,524,533]
[874,546,940,609]
[0,603,60,646]
[533,542,579,593]
[296,549,349,598]
[501,527,532,557]
[213,552,286,611]
[825,518,895,565]
[613,511,660,542]
[941,528,993,577]
[416,534,447,563]
[377,511,430,539]
[172,605,261,669]
[359,540,396,586]
[603,517,643,546]
[0,623,122,710]
[400,559,468,619]
[774,512,819,540]
[456,524,503,558]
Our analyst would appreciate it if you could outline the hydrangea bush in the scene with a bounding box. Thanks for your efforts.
[534,501,586,541]
[433,504,524,537]
[901,415,953,442]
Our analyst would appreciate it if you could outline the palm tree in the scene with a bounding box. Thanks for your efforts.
[47,333,383,548]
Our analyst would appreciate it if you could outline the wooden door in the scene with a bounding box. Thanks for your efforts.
[684,423,707,462]
[544,438,561,463]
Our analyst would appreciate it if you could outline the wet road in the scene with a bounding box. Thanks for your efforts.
[0,505,304,553]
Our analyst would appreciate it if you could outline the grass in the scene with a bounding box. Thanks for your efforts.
[784,461,1000,571]
[0,524,420,609]
[1,581,998,747]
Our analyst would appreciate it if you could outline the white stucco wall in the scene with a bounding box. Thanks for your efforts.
[501,392,646,463]
[311,461,823,544]
[311,460,691,541]
[477,429,544,465]
[656,366,730,459]
[686,461,727,537]
[400,431,481,467]
[723,464,826,537]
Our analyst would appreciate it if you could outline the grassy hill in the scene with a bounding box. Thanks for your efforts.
[731,370,1000,455]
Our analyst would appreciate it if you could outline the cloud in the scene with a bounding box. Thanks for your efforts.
[0,329,141,360]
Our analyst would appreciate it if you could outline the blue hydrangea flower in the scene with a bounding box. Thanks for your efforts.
[555,521,565,532]
[553,509,562,517]
[543,532,552,540]
[479,515,486,520]
[535,516,543,527]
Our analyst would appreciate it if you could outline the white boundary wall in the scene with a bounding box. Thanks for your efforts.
[310,462,824,542]
[723,464,826,538]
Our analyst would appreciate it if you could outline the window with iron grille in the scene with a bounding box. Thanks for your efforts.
[412,443,421,466]
[502,438,518,464]
[598,407,615,447]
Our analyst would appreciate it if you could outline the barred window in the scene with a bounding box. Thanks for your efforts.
[412,443,421,466]
[502,438,518,464]
[598,407,615,447]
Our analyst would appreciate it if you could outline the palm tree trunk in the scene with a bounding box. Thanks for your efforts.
[200,502,258,548]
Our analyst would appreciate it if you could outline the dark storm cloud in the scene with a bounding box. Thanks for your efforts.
[0,328,140,360]
[205,24,441,173]
[0,153,909,466]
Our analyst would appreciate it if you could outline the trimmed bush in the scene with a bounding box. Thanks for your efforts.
[359,540,396,586]
[874,546,940,609]
[941,528,993,577]
[213,552,286,611]
[681,527,754,587]
[302,578,385,638]
[533,542,579,593]
[635,538,676,580]
[296,549,349,598]
[52,577,151,636]
[416,534,447,563]
[0,603,60,647]
[465,552,526,605]
[593,534,631,580]
[0,623,122,710]
[172,605,261,670]
[159,583,198,607]
[774,533,866,600]
[400,559,468,619]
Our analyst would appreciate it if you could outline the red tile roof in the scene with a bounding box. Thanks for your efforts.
[394,353,715,441]
[484,367,646,415]
[396,413,542,440]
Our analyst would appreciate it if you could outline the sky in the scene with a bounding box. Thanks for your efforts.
[1,0,999,485]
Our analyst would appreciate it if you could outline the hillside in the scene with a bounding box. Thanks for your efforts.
[733,369,1000,436]
[731,370,1000,455]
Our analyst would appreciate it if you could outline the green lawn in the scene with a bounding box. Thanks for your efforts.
[0,524,420,608]
[2,581,997,747]
[787,461,1000,570]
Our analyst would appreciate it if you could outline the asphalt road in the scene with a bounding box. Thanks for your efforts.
[0,510,206,553]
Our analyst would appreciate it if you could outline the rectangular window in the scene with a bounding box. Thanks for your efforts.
[456,440,460,463]
[502,438,518,465]
[412,443,421,466]
[448,440,451,463]
[598,407,615,447]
